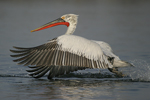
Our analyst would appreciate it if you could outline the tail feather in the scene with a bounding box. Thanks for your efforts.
[113,60,134,68]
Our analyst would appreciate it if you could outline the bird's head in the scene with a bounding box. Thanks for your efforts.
[31,14,78,34]
[61,14,78,25]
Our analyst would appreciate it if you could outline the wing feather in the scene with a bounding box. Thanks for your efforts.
[10,35,113,79]
[33,66,51,78]
[29,66,48,76]
[26,66,44,72]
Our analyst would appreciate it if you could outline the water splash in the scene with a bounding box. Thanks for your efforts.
[0,73,31,78]
[2,59,150,82]
[120,59,150,82]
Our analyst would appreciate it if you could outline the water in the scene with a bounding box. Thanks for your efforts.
[0,0,150,100]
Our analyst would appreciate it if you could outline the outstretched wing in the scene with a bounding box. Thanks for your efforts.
[10,35,112,79]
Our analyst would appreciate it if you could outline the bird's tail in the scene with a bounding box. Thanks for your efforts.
[113,60,134,68]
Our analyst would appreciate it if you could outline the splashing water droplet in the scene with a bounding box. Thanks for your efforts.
[120,59,150,82]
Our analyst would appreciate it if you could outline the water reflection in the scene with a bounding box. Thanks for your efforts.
[12,77,144,100]
[1,75,150,100]
[12,78,131,99]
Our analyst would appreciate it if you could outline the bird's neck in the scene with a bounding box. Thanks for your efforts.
[65,23,77,35]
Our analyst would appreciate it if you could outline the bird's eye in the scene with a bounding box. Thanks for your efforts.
[61,16,65,19]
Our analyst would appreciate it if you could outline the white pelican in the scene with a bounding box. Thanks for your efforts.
[10,14,133,79]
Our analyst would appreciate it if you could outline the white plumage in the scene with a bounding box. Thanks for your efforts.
[58,35,113,68]
[10,14,132,79]
[58,35,103,59]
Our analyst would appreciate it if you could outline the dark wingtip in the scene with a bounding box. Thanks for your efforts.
[28,66,37,68]
[11,46,19,49]
[13,46,17,48]
[28,73,34,77]
[10,46,17,52]
[13,46,25,49]
[10,54,18,57]
[10,54,13,57]
[10,49,19,53]
[12,46,31,50]
[10,49,15,52]
[26,69,34,72]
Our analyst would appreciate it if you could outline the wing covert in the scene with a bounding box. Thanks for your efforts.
[10,37,112,78]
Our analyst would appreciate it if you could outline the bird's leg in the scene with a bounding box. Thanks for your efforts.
[108,67,125,77]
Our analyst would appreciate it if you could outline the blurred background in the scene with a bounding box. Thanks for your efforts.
[0,0,150,60]
[0,0,150,100]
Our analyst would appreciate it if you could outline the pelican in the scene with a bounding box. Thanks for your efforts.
[10,14,133,79]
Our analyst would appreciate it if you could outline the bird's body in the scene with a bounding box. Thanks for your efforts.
[10,14,132,79]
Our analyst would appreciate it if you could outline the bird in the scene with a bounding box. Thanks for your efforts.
[10,14,133,79]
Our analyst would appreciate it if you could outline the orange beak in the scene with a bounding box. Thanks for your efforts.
[31,18,69,32]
